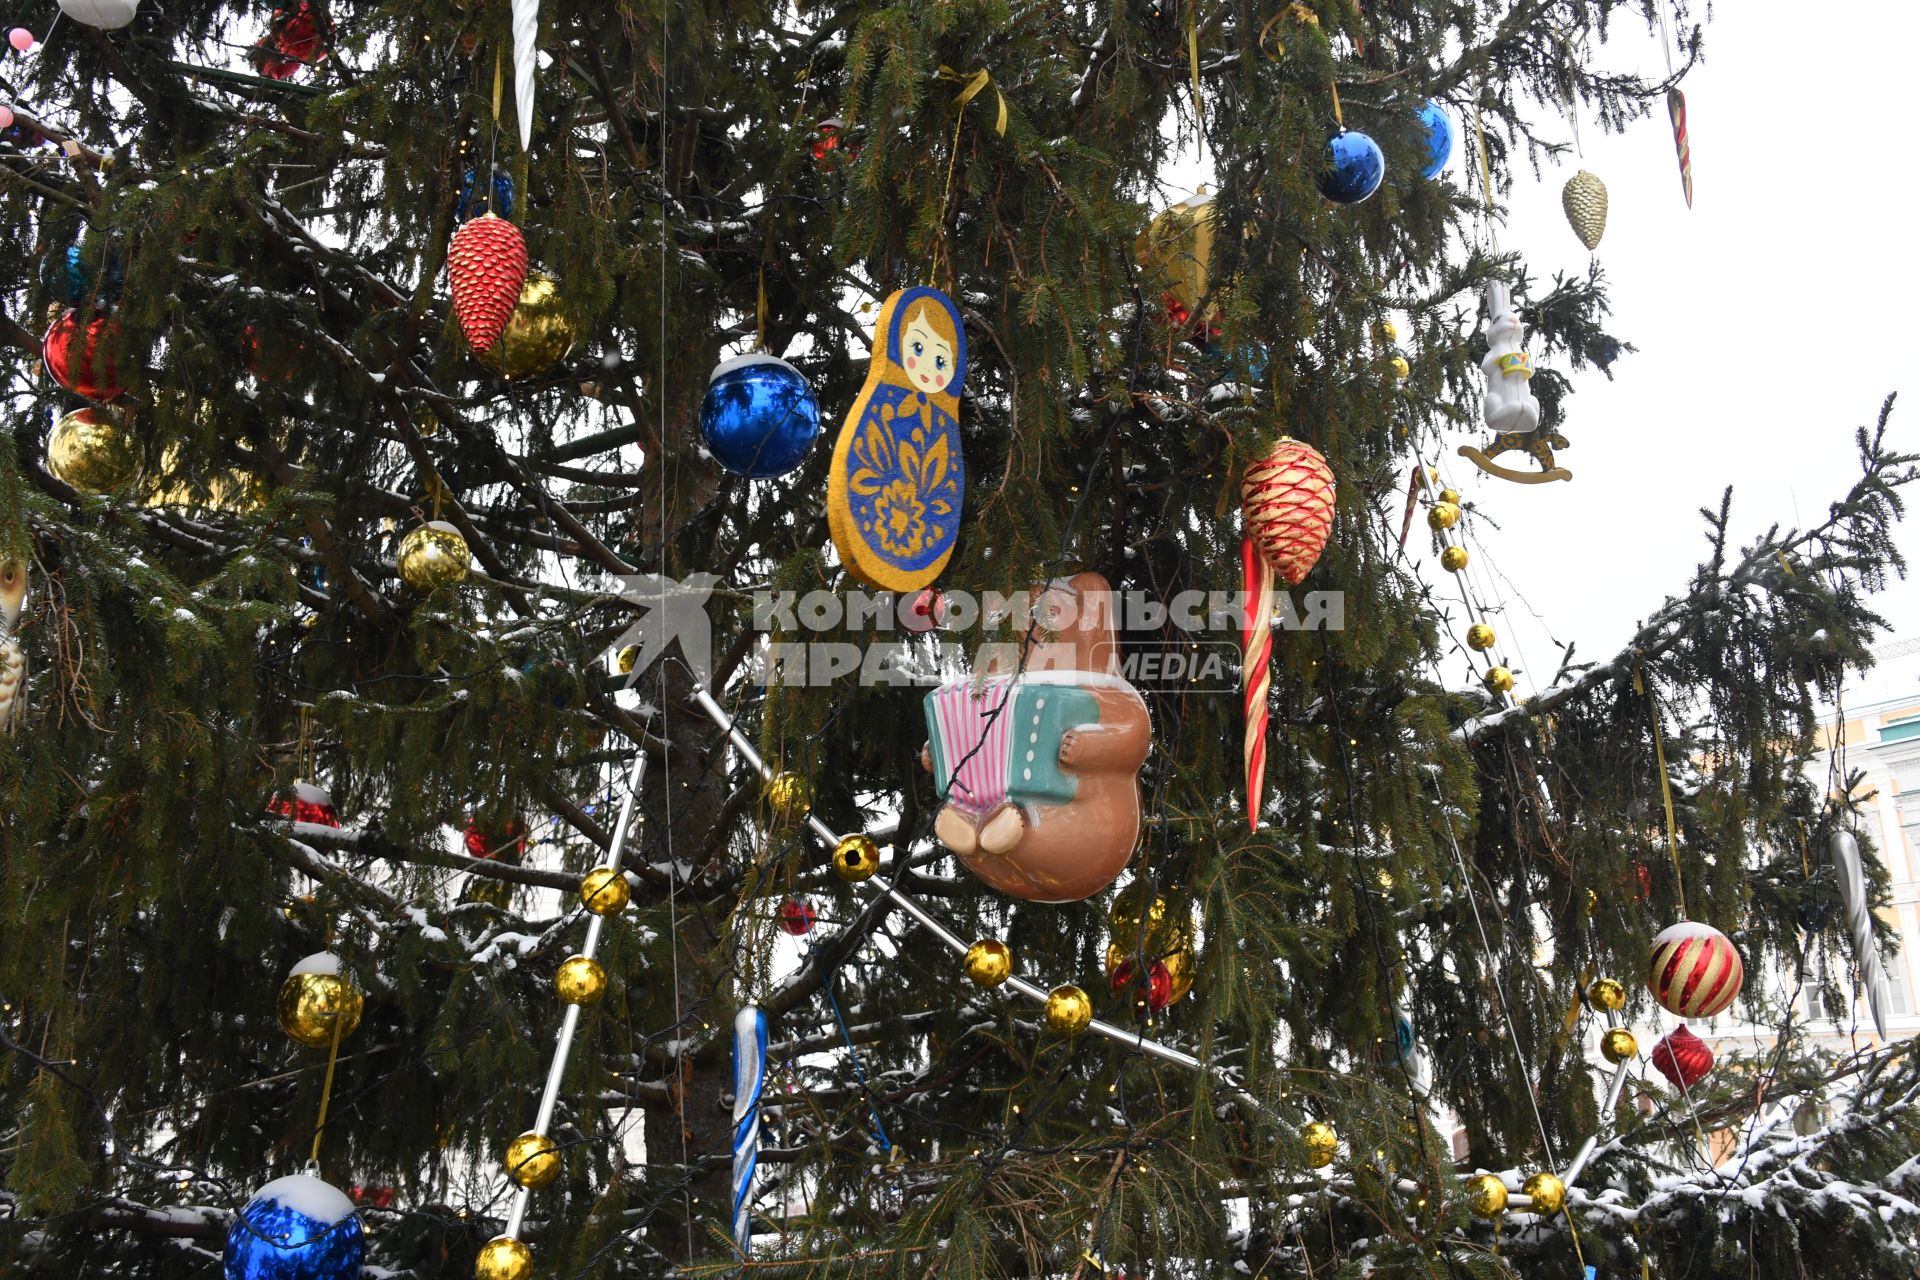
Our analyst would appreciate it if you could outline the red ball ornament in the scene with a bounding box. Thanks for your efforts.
[778,896,816,936]
[44,310,126,401]
[902,587,945,633]
[1651,1024,1714,1090]
[266,781,341,828]
[1109,958,1175,1012]
[1242,438,1337,587]
[9,28,34,52]
[447,214,528,354]
[810,118,846,164]
[464,817,528,862]
[1648,921,1744,1018]
[258,2,326,80]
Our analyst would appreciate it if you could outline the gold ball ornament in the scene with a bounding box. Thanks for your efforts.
[1438,488,1461,505]
[276,952,365,1049]
[615,644,640,674]
[47,406,140,493]
[963,938,1013,988]
[1108,881,1170,934]
[1374,319,1398,344]
[474,272,575,380]
[1587,977,1627,1013]
[1301,1120,1338,1169]
[1601,1027,1639,1064]
[763,772,810,825]
[1466,623,1496,652]
[1044,984,1093,1036]
[1427,501,1460,531]
[397,520,471,591]
[1522,1171,1567,1215]
[578,866,630,916]
[555,955,608,1006]
[1464,1173,1509,1217]
[140,443,268,514]
[474,1236,533,1280]
[1389,355,1410,379]
[1440,545,1469,573]
[832,833,879,882]
[504,1130,560,1189]
[1483,666,1514,694]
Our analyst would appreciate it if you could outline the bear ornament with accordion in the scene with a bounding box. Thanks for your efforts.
[920,572,1151,902]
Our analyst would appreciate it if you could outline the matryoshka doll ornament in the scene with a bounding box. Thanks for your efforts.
[827,287,967,592]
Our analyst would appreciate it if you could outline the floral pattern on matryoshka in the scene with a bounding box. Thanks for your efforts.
[827,286,967,591]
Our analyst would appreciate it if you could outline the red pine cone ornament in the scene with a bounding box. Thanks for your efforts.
[1651,1024,1714,1090]
[1647,921,1744,1018]
[447,214,529,354]
[1242,439,1336,587]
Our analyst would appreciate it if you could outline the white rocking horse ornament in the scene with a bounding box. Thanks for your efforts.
[1457,280,1572,485]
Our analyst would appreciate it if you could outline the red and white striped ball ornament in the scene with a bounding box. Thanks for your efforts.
[1651,1024,1714,1090]
[1647,920,1744,1018]
[1242,438,1336,587]
[447,213,528,353]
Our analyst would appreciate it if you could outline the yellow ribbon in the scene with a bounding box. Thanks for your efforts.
[936,65,1007,136]
[1635,662,1688,918]
[1472,80,1494,217]
[1258,3,1320,58]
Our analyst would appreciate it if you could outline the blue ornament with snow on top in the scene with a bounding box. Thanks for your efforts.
[700,354,822,479]
[1318,129,1385,205]
[223,1174,364,1280]
[1415,100,1453,179]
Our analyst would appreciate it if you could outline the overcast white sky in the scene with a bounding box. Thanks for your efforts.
[1176,1,1919,703]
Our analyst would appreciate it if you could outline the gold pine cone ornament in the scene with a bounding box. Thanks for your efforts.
[397,520,471,591]
[1562,169,1609,250]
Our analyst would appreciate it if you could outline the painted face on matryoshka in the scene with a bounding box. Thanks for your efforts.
[902,304,956,394]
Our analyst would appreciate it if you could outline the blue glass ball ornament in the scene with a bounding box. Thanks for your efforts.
[1415,100,1453,179]
[224,1174,365,1280]
[1317,129,1386,205]
[699,354,822,479]
[47,243,124,306]
[456,168,515,223]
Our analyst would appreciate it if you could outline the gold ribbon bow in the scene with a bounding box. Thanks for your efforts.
[937,65,1007,136]
[1258,3,1321,58]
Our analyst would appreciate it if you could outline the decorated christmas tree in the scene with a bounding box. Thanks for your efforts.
[2,2,1916,1278]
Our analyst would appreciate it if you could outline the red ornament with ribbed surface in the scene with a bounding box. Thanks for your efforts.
[44,310,126,401]
[1242,438,1336,587]
[1651,1024,1714,1089]
[266,781,341,828]
[447,214,528,354]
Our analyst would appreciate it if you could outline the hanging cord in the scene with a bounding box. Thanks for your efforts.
[1634,662,1688,918]
[308,995,347,1166]
[820,957,893,1157]
[925,67,1005,286]
[488,49,503,213]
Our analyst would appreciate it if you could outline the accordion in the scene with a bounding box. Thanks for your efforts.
[924,677,1099,817]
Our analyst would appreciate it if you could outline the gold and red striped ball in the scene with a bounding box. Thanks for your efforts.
[1647,921,1743,1018]
[1242,439,1336,588]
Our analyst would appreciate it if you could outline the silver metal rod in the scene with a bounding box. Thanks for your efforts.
[1557,1058,1630,1189]
[689,687,1263,1112]
[503,745,651,1239]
